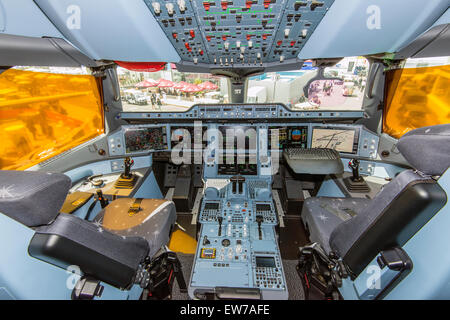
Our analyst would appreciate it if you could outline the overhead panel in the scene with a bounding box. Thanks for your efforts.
[144,0,334,67]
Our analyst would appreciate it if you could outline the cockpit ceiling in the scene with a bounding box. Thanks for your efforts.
[143,0,334,67]
[0,0,449,69]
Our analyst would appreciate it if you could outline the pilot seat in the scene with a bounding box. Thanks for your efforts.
[0,170,179,299]
[300,124,450,280]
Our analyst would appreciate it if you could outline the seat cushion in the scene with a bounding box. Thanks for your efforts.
[0,170,71,227]
[301,197,371,253]
[31,213,149,289]
[95,198,177,257]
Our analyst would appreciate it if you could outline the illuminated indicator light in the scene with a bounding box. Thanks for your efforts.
[222,35,227,41]
[290,41,296,46]
[190,30,195,38]
[203,1,210,10]
[262,34,268,40]
[221,1,228,10]
[246,34,252,41]
[263,0,270,9]
[246,0,252,8]
[277,40,282,46]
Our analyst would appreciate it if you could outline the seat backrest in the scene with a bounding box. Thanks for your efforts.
[329,124,450,277]
[0,170,71,227]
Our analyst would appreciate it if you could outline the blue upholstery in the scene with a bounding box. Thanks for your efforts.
[397,124,450,176]
[0,170,71,227]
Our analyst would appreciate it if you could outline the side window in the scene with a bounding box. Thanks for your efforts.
[0,67,104,170]
[383,57,450,139]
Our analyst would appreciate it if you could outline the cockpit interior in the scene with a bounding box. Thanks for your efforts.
[0,0,450,303]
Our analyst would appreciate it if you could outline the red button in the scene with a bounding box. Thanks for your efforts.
[172,32,177,39]
[290,41,296,46]
[277,40,282,46]
[184,43,192,52]
[262,34,268,40]
[246,34,252,40]
[221,1,228,10]
[206,35,212,41]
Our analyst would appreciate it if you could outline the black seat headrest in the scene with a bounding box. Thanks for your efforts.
[397,124,450,176]
[0,170,71,227]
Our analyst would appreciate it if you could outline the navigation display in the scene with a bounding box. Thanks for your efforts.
[171,125,207,149]
[311,127,359,154]
[268,126,308,149]
[124,126,168,153]
[219,126,257,151]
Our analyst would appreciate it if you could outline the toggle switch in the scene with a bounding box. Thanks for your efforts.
[284,28,290,38]
[152,2,161,14]
[236,41,241,48]
[263,0,270,9]
[301,29,307,38]
[224,42,230,50]
[189,29,195,38]
[177,0,186,12]
[165,3,174,15]
[248,40,253,48]
[203,1,210,11]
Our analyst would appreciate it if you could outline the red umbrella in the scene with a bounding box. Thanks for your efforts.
[157,78,174,88]
[135,79,157,88]
[181,84,202,93]
[198,81,218,90]
[173,81,189,90]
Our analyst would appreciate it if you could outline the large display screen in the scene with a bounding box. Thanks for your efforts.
[268,126,308,149]
[311,127,359,154]
[124,126,168,153]
[218,154,258,176]
[171,125,207,149]
[218,126,257,151]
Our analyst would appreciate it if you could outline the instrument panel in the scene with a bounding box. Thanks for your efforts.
[109,105,379,175]
[143,0,335,67]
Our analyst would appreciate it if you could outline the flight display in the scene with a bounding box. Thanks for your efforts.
[171,125,207,149]
[311,127,359,154]
[268,126,308,149]
[124,126,168,153]
[219,126,257,151]
[218,154,258,176]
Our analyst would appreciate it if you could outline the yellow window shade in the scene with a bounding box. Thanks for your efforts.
[383,64,450,139]
[0,68,104,170]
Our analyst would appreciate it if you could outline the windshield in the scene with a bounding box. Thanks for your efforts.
[118,65,227,112]
[248,56,369,110]
[118,57,369,112]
